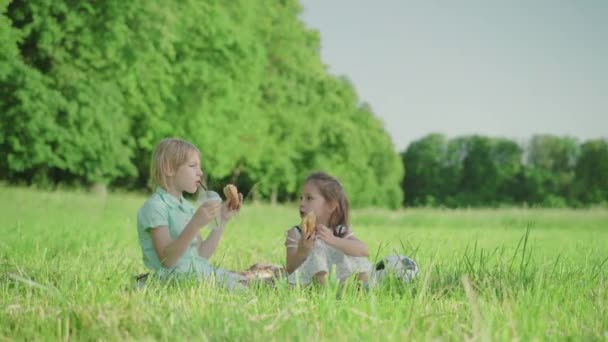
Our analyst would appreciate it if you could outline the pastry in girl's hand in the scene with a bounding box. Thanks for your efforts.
[301,211,316,239]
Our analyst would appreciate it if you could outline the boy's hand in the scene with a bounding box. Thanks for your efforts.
[221,192,243,223]
[194,201,221,228]
[315,224,337,245]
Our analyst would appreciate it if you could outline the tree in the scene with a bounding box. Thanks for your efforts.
[457,136,497,205]
[492,138,524,204]
[1,0,136,186]
[401,133,448,206]
[1,0,405,209]
[524,135,578,205]
[574,139,608,204]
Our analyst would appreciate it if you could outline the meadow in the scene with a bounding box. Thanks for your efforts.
[1,185,606,341]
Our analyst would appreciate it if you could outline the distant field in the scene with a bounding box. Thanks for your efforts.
[1,185,606,341]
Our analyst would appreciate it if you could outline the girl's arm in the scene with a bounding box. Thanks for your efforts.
[328,236,369,257]
[285,229,314,274]
[316,225,369,257]
[150,202,221,267]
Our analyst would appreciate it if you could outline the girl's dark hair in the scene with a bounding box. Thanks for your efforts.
[305,171,349,235]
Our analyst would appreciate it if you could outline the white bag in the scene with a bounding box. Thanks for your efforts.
[371,255,419,284]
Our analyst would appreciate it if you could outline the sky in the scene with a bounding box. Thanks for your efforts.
[298,0,608,151]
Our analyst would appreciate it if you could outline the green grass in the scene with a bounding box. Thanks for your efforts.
[1,185,607,341]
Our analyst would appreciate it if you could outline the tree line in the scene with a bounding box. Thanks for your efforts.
[1,1,606,208]
[0,0,403,208]
[402,134,608,207]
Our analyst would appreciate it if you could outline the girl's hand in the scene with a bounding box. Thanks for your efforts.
[193,201,221,228]
[221,192,243,223]
[315,224,337,245]
[297,230,315,255]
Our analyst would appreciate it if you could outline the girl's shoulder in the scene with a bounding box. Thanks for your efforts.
[284,225,302,247]
[286,224,302,234]
[286,224,308,240]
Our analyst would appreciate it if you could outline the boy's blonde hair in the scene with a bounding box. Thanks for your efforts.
[150,138,200,190]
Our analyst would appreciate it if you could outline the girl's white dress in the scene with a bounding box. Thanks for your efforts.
[285,225,372,285]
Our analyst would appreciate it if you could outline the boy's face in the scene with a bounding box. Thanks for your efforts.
[173,152,203,194]
[299,182,335,226]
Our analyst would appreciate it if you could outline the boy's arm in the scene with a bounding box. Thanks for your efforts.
[197,200,242,259]
[196,224,226,259]
[150,202,220,267]
[150,222,203,268]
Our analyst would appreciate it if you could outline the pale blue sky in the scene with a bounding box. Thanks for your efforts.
[299,0,608,151]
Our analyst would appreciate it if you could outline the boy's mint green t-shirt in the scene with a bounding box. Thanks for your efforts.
[137,187,213,278]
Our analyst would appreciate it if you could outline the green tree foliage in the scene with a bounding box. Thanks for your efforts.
[1,0,403,208]
[524,135,578,206]
[1,0,136,186]
[574,139,608,204]
[219,0,403,208]
[449,136,522,206]
[239,0,324,202]
[403,135,523,207]
[402,133,448,206]
[402,134,606,207]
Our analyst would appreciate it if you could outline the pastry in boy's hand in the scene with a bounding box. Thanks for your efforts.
[223,184,239,209]
[301,212,316,239]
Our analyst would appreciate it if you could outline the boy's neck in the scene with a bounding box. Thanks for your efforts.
[163,183,182,202]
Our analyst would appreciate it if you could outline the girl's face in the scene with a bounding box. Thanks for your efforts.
[169,152,203,196]
[299,181,335,226]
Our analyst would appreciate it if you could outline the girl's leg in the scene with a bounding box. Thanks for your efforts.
[356,272,369,283]
[337,272,370,295]
[333,251,372,286]
[338,272,369,286]
[289,242,330,287]
[312,271,328,286]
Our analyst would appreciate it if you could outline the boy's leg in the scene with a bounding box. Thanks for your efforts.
[213,267,248,290]
[132,273,150,290]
